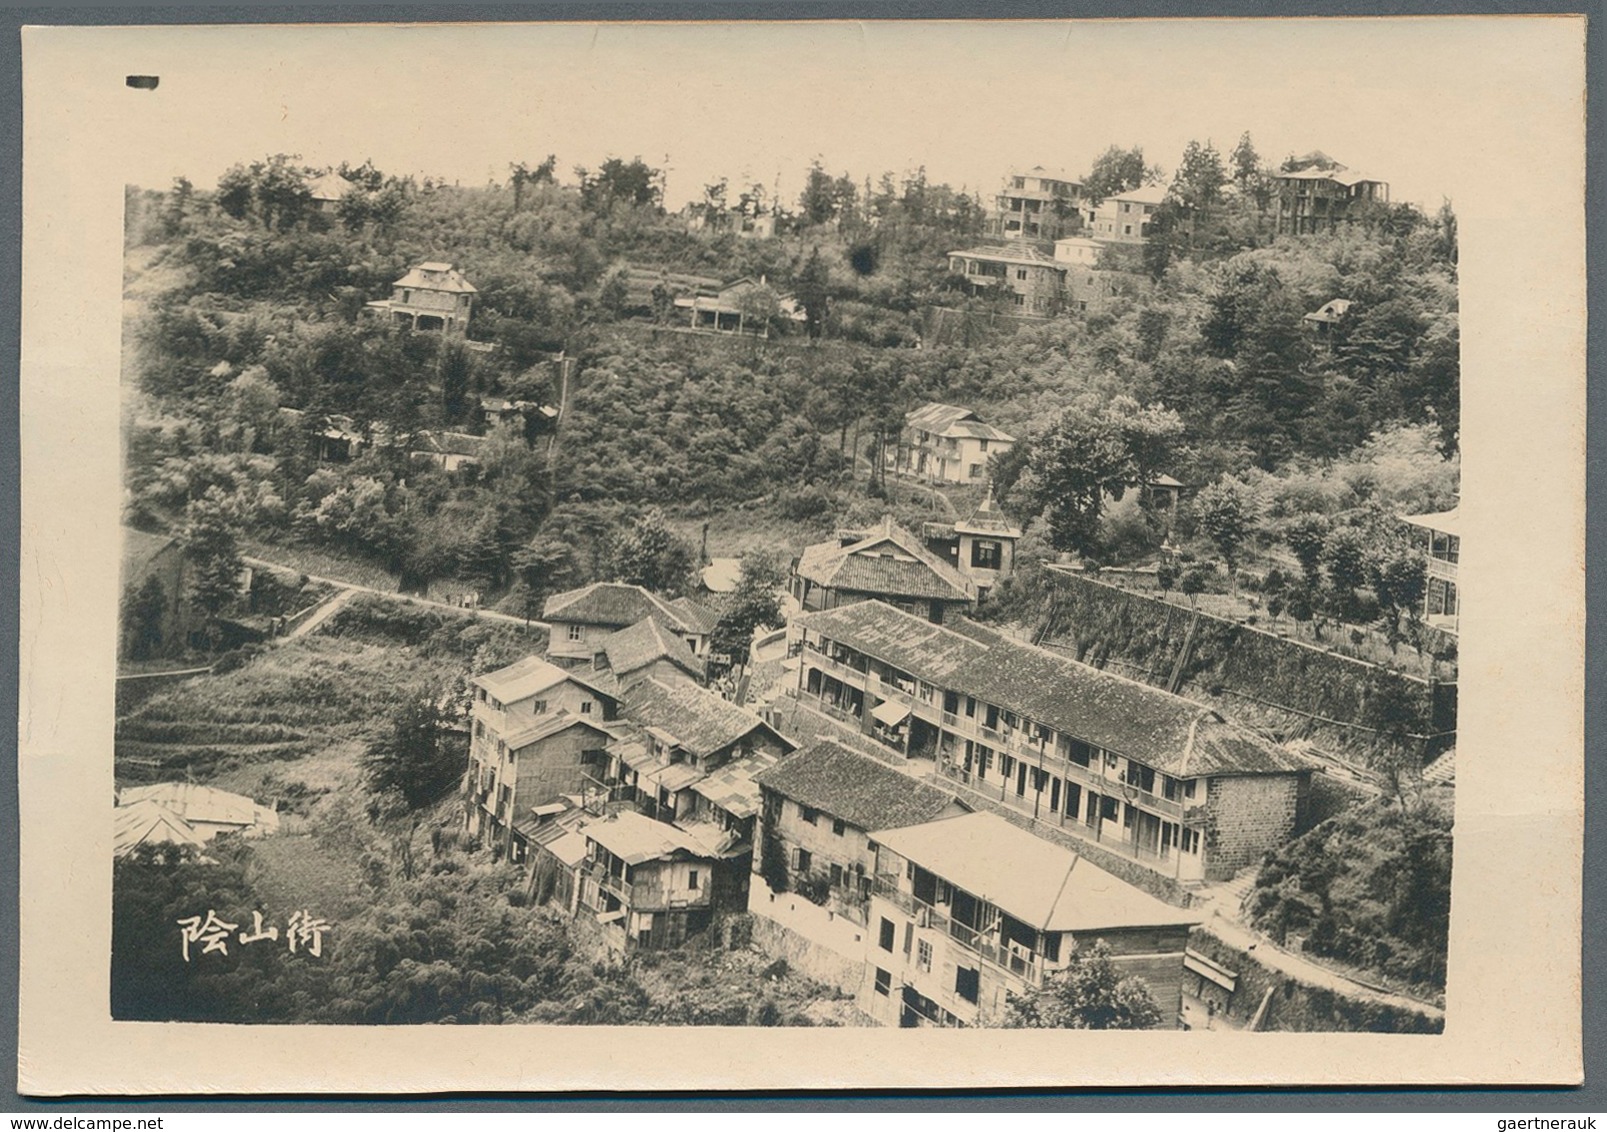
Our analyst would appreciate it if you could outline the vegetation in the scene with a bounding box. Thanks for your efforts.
[1001,940,1164,1029]
[1244,794,1453,995]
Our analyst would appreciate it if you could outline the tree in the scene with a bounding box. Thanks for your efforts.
[794,248,832,340]
[122,574,169,660]
[1368,532,1428,653]
[1083,145,1152,204]
[609,508,696,594]
[1322,525,1370,620]
[710,552,786,664]
[1170,139,1226,219]
[576,156,662,211]
[181,487,244,646]
[1180,566,1211,609]
[1002,940,1164,1029]
[1230,131,1261,190]
[1194,479,1257,594]
[1285,513,1330,589]
[1016,400,1182,561]
[363,689,460,813]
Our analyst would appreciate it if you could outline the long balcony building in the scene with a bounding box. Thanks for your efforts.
[793,600,1311,883]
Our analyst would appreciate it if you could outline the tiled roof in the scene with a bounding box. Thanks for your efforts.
[600,617,704,682]
[906,402,979,433]
[666,595,721,635]
[796,519,973,603]
[392,263,479,294]
[543,583,695,632]
[623,677,784,760]
[871,812,1199,933]
[754,740,960,832]
[953,490,1023,538]
[799,600,989,683]
[802,601,1306,777]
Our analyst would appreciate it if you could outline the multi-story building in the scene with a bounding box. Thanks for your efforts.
[1089,184,1169,244]
[895,402,1016,487]
[921,490,1024,600]
[1399,506,1460,632]
[543,582,718,663]
[862,811,1199,1027]
[945,243,1067,315]
[751,739,966,928]
[365,262,477,335]
[1273,154,1390,236]
[792,516,977,626]
[558,809,724,952]
[793,600,1311,882]
[986,167,1085,241]
[464,655,624,855]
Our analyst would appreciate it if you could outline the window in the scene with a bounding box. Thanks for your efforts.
[580,701,592,715]
[567,624,583,642]
[1000,753,1015,780]
[799,805,818,826]
[917,939,933,972]
[879,917,896,953]
[832,818,846,836]
[688,869,700,891]
[979,439,989,453]
[1015,268,1028,280]
[795,847,812,871]
[1184,779,1198,800]
[1125,762,1155,794]
[874,968,891,996]
[971,540,1001,570]
[532,700,548,715]
[830,863,843,886]
[964,697,976,718]
[1069,740,1092,767]
[1123,224,1133,236]
[1181,828,1201,854]
[969,464,984,479]
[955,966,980,1004]
[1161,775,1179,801]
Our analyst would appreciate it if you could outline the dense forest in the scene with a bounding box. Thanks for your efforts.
[123,137,1458,637]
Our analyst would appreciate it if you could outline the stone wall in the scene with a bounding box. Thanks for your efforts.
[1205,774,1305,879]
[746,877,871,996]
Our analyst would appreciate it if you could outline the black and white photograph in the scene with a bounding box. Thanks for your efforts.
[16,15,1586,1092]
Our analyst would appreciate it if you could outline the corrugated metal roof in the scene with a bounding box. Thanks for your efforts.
[581,810,709,865]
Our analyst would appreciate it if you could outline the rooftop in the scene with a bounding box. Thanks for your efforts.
[1399,507,1460,538]
[754,739,960,832]
[474,655,586,704]
[796,518,974,604]
[623,677,785,760]
[392,263,479,294]
[581,809,710,865]
[871,812,1200,933]
[500,709,614,752]
[543,582,698,633]
[117,782,278,831]
[803,601,1308,777]
[947,243,1062,269]
[122,527,178,581]
[599,617,705,682]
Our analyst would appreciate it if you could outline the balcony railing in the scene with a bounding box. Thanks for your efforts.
[872,877,1043,985]
[1426,556,1458,582]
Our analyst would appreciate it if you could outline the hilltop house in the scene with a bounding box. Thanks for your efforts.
[1090,184,1169,244]
[306,171,355,214]
[365,262,478,335]
[673,276,804,336]
[862,811,1199,1027]
[1273,154,1390,236]
[895,402,1016,487]
[591,616,707,688]
[946,242,1067,316]
[1399,506,1460,633]
[794,599,1312,881]
[986,167,1085,242]
[464,655,624,856]
[792,516,976,625]
[543,583,719,663]
[407,429,487,473]
[920,490,1024,600]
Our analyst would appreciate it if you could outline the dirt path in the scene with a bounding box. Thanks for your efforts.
[244,556,549,630]
[1189,875,1444,1020]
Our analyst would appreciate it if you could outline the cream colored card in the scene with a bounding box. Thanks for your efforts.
[18,17,1586,1093]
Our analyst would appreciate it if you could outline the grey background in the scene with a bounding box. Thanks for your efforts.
[0,0,1598,1110]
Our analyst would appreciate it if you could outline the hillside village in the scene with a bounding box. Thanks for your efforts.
[114,138,1458,1032]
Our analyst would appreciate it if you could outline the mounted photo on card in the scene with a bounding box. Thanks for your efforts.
[16,15,1586,1093]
